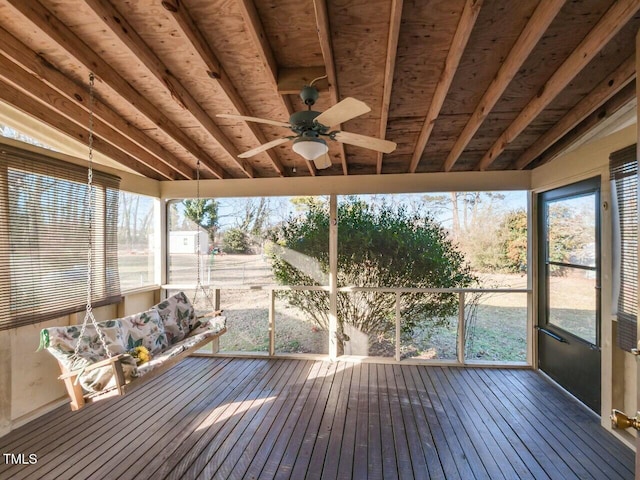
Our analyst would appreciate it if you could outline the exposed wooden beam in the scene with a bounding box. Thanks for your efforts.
[475,0,640,171]
[83,0,254,178]
[530,81,635,168]
[234,0,316,176]
[235,0,278,87]
[0,52,177,180]
[442,0,565,172]
[277,67,329,94]
[160,0,286,177]
[0,77,164,179]
[4,0,228,179]
[514,55,636,170]
[376,0,403,175]
[409,0,483,173]
[313,0,348,175]
[0,26,193,180]
[160,2,220,80]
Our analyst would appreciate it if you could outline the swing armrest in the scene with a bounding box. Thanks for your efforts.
[58,354,130,380]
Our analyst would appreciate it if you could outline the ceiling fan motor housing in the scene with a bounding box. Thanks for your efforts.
[289,110,329,135]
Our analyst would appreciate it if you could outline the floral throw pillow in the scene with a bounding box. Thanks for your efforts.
[153,292,195,344]
[119,308,168,354]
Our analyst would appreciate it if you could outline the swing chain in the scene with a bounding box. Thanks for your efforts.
[195,159,201,294]
[73,73,112,361]
[191,159,215,310]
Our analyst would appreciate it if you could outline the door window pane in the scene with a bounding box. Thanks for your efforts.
[547,194,596,267]
[548,269,596,344]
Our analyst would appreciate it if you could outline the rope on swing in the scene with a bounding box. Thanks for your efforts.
[71,73,112,364]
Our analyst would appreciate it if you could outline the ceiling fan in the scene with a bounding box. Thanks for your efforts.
[217,85,397,170]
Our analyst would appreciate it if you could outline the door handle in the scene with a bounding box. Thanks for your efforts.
[537,327,567,343]
[611,409,640,430]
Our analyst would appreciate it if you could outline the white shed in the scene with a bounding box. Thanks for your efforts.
[169,231,209,254]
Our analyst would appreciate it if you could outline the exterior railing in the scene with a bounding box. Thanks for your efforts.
[162,284,532,365]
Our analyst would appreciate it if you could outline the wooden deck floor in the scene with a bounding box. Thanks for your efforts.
[0,357,634,479]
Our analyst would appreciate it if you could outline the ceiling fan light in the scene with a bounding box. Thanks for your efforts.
[292,137,328,161]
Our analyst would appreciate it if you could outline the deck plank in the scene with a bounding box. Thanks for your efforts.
[121,358,269,479]
[317,361,354,480]
[415,367,476,479]
[247,361,326,479]
[0,358,634,480]
[391,364,429,479]
[225,360,316,479]
[304,361,349,480]
[0,357,208,457]
[434,367,509,480]
[160,359,279,480]
[473,368,596,479]
[400,366,446,480]
[200,359,301,479]
[426,368,493,480]
[289,361,344,480]
[406,366,458,479]
[335,363,361,480]
[385,363,415,479]
[352,363,370,480]
[366,363,383,480]
[273,361,338,480]
[188,359,292,479]
[491,368,633,480]
[508,369,636,468]
[377,363,401,479]
[7,357,221,480]
[65,357,255,480]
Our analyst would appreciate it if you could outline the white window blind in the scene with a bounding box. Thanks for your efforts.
[610,144,637,352]
[0,145,121,330]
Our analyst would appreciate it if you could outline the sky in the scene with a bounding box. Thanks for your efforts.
[171,191,528,233]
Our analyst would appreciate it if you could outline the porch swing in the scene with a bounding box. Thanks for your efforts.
[39,74,226,411]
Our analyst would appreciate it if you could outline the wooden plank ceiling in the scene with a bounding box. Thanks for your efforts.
[0,0,637,180]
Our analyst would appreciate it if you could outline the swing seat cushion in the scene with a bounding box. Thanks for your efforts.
[137,315,226,377]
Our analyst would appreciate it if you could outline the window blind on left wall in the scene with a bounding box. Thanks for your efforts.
[0,144,121,331]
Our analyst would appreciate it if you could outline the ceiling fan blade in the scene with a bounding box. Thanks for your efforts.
[314,97,371,127]
[238,137,291,158]
[217,113,291,128]
[332,131,397,154]
[312,153,332,170]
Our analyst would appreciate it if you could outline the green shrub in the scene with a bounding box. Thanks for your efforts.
[267,199,476,339]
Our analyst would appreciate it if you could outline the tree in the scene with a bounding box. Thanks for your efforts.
[236,197,271,236]
[546,202,594,274]
[222,227,250,254]
[182,199,219,244]
[499,209,528,273]
[267,199,476,340]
